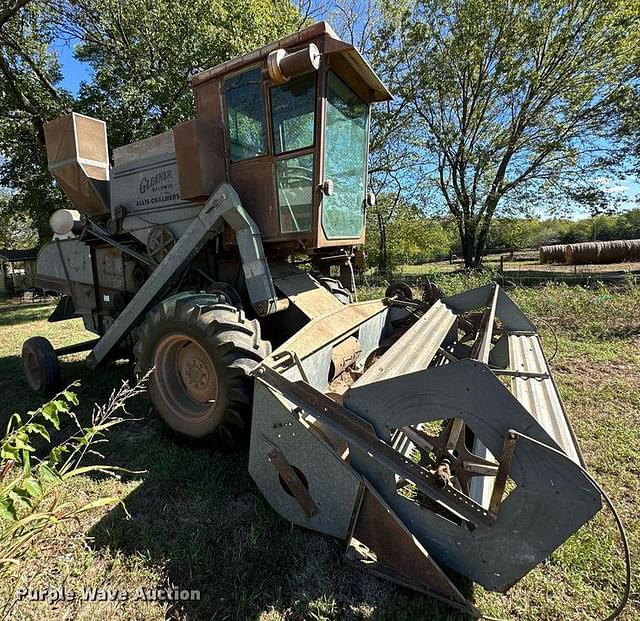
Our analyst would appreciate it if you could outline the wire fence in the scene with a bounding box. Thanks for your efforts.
[356,257,640,290]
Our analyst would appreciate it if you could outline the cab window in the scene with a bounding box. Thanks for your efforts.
[322,72,369,239]
[276,154,314,233]
[270,73,316,155]
[271,73,316,233]
[224,68,267,161]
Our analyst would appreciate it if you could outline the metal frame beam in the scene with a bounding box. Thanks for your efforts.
[87,183,278,368]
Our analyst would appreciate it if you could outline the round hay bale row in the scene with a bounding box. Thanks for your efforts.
[539,244,567,264]
[563,239,640,265]
[564,241,599,265]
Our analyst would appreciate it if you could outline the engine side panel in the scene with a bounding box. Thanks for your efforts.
[36,239,97,333]
[110,144,204,249]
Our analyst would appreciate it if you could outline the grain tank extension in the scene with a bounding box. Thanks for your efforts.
[22,22,611,616]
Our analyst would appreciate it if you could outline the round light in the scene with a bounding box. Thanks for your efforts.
[50,209,84,235]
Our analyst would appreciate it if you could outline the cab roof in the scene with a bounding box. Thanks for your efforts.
[190,21,392,103]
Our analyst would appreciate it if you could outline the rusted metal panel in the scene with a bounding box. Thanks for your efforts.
[229,158,283,242]
[191,22,391,102]
[346,483,478,616]
[44,113,110,215]
[264,299,387,368]
[173,118,226,201]
[271,266,343,320]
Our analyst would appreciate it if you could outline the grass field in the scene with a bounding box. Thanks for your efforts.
[0,277,638,621]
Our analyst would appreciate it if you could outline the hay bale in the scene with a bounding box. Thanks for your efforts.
[565,241,599,265]
[563,239,640,265]
[539,244,567,264]
[627,239,640,260]
[598,240,628,263]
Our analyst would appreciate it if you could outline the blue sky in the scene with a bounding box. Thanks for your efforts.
[52,37,91,94]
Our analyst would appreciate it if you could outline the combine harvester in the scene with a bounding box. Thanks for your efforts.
[22,23,628,618]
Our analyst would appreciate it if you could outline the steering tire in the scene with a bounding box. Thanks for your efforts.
[316,276,352,305]
[22,336,61,395]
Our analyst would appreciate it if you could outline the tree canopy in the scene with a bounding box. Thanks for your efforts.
[0,0,301,241]
[376,0,639,267]
[1,0,639,266]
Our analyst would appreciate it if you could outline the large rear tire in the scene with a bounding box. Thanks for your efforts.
[134,292,270,443]
[22,336,61,395]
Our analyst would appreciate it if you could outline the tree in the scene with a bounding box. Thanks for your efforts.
[365,194,451,270]
[0,0,302,243]
[488,217,541,250]
[612,0,640,177]
[377,0,638,268]
[0,0,72,241]
[0,193,38,249]
[324,0,434,271]
[60,0,301,148]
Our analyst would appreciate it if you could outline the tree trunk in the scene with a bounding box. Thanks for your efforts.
[460,220,478,269]
[473,198,499,267]
[376,212,388,272]
[474,221,492,267]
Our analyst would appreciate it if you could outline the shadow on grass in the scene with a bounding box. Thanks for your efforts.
[0,302,56,327]
[0,347,474,620]
[86,418,475,621]
[0,353,136,447]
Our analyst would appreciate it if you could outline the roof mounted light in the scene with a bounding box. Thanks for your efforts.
[267,44,321,85]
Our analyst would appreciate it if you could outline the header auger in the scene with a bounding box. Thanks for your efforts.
[22,22,618,616]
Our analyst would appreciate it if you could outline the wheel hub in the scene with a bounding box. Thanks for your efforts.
[153,335,219,421]
[177,341,217,403]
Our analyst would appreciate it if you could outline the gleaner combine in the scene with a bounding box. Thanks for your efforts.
[21,22,625,617]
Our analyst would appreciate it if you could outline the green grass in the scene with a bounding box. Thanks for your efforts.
[0,283,638,621]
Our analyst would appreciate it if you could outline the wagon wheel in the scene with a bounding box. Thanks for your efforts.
[146,225,176,264]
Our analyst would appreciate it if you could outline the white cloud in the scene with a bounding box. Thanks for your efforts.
[594,176,630,195]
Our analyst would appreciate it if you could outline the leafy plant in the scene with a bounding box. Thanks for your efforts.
[0,376,147,577]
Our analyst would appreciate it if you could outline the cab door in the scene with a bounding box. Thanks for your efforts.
[316,69,370,247]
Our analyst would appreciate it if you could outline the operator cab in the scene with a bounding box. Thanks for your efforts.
[174,21,392,251]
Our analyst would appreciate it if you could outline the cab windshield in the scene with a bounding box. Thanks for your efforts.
[322,72,369,239]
